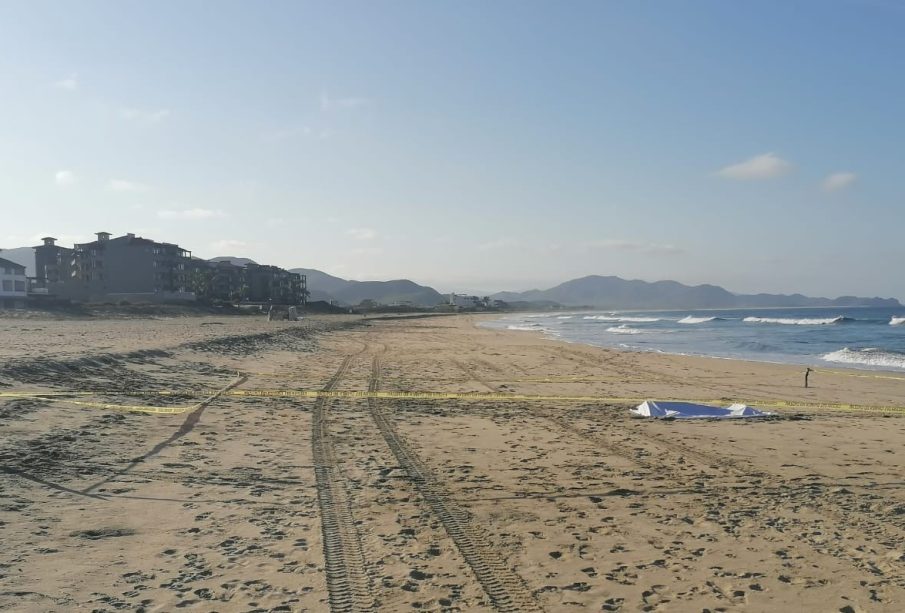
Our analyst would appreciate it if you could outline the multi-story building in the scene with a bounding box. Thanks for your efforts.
[187,259,247,303]
[245,263,306,305]
[34,232,194,303]
[0,257,28,309]
[187,260,306,305]
[33,237,75,291]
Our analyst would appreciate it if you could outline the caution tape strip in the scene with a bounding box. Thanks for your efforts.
[812,369,905,382]
[0,375,245,415]
[2,388,905,415]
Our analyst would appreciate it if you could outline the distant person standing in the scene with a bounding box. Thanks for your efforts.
[804,367,813,388]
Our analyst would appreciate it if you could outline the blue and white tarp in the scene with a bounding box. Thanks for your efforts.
[632,401,773,419]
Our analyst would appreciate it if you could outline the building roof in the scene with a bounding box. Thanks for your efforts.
[0,257,26,273]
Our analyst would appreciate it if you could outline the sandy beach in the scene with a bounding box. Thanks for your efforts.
[1,313,904,612]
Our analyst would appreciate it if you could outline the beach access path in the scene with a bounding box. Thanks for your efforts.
[0,313,903,611]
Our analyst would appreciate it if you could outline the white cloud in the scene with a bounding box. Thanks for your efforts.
[346,227,377,240]
[584,239,684,255]
[107,179,149,192]
[320,92,371,111]
[822,171,857,192]
[717,152,792,180]
[210,239,248,252]
[54,73,78,90]
[54,170,76,187]
[157,208,227,220]
[119,108,170,122]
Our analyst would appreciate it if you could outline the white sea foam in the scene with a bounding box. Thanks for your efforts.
[506,324,543,331]
[743,315,848,325]
[606,324,642,334]
[678,316,721,324]
[822,347,905,370]
[890,317,905,326]
[584,315,661,322]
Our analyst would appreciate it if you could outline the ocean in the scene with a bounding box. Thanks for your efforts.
[482,307,905,371]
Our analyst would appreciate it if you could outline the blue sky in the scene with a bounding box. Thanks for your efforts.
[1,0,903,298]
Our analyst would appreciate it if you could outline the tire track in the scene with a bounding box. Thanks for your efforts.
[368,353,543,612]
[313,350,374,612]
[453,359,500,393]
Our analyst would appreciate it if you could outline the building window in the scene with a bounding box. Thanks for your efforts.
[14,281,25,292]
[2,280,11,291]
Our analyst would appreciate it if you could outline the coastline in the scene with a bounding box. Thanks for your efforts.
[481,310,905,376]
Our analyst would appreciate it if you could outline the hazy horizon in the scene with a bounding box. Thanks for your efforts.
[2,1,903,299]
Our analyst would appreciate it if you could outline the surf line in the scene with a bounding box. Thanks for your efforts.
[3,388,905,415]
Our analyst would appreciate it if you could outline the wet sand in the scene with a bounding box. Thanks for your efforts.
[1,313,903,612]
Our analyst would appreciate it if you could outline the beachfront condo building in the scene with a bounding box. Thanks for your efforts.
[0,256,28,309]
[33,232,194,303]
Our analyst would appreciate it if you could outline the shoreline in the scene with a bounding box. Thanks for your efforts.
[481,312,905,376]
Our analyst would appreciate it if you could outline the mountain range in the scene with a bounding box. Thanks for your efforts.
[211,258,447,306]
[288,268,447,306]
[0,247,36,276]
[491,275,901,309]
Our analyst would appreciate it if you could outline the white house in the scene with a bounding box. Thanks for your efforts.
[0,256,28,308]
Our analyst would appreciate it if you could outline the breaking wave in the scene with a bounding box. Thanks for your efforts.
[606,325,642,335]
[584,315,662,323]
[822,347,905,370]
[744,315,851,325]
[506,324,545,331]
[678,316,724,324]
[890,317,905,326]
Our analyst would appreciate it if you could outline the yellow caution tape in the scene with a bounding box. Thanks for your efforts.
[0,375,245,415]
[3,388,905,415]
[812,369,905,382]
[33,395,191,414]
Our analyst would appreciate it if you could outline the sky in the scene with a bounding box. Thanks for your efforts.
[1,0,903,299]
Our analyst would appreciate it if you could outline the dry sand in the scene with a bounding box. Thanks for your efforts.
[0,313,903,612]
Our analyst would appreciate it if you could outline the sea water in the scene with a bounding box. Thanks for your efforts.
[483,307,905,371]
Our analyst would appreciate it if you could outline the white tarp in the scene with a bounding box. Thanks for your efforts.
[632,400,773,419]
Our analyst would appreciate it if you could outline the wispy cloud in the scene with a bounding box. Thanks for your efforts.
[822,171,857,192]
[717,152,792,180]
[477,237,520,251]
[320,92,371,111]
[54,73,78,90]
[157,208,227,220]
[54,170,76,187]
[346,227,377,240]
[119,108,171,122]
[210,239,248,252]
[584,239,684,255]
[107,179,149,192]
[349,246,384,257]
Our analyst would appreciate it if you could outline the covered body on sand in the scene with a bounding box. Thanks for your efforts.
[632,400,773,419]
